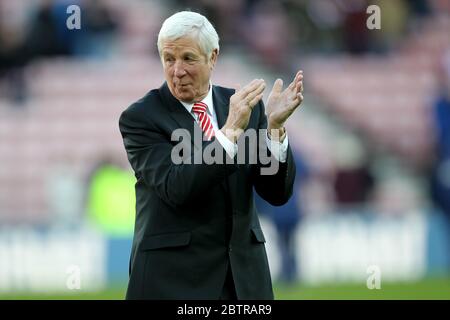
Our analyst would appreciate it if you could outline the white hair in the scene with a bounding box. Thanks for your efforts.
[157,11,220,60]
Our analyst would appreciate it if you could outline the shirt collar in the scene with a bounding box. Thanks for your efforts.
[179,84,214,115]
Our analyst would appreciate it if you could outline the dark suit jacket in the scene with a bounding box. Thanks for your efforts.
[118,82,296,299]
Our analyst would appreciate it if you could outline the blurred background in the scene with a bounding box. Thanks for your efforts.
[0,0,449,299]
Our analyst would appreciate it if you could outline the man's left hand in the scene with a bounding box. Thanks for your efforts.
[265,70,304,141]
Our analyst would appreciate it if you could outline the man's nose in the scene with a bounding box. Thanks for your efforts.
[174,61,187,78]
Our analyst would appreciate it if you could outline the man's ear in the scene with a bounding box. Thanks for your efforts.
[209,49,219,70]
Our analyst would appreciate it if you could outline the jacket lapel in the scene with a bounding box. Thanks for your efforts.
[159,83,239,212]
[212,86,239,213]
[212,86,229,128]
[159,82,201,146]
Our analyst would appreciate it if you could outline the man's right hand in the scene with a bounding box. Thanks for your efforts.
[220,79,266,143]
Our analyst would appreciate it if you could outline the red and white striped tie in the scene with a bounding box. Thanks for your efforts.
[192,102,215,141]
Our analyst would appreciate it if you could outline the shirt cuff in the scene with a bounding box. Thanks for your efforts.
[266,130,289,163]
[215,129,238,158]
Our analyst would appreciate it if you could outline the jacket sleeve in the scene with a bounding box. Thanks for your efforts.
[119,105,238,207]
[251,101,296,206]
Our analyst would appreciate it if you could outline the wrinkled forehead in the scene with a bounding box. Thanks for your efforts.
[160,36,205,56]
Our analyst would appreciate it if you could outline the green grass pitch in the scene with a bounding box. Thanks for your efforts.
[1,277,449,300]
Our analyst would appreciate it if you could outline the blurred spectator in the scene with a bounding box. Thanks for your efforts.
[85,154,136,237]
[255,150,309,284]
[341,0,371,54]
[430,48,450,221]
[173,0,296,71]
[371,0,410,52]
[243,0,296,72]
[332,131,375,210]
[407,0,431,18]
[25,0,76,58]
[173,0,245,48]
[1,0,120,102]
[24,0,119,59]
[0,22,28,103]
[45,155,84,228]
[74,0,120,57]
[406,0,432,34]
[429,0,450,16]
[300,0,345,53]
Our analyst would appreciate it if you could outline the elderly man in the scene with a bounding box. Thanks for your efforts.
[119,11,303,300]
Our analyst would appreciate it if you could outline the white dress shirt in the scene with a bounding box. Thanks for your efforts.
[179,86,289,162]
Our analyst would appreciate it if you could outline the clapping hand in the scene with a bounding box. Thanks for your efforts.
[265,70,304,141]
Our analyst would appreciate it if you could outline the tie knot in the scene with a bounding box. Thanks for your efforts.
[192,102,208,115]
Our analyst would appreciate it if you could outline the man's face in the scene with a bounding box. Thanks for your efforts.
[161,36,217,103]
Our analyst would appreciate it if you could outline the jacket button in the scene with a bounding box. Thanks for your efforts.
[228,246,233,252]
